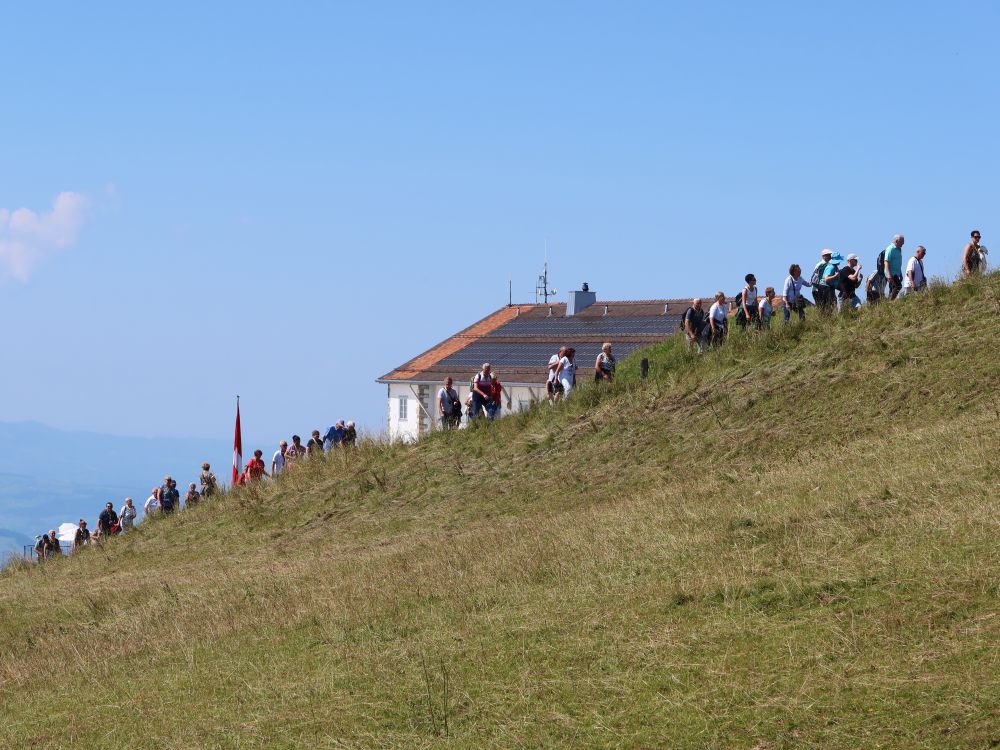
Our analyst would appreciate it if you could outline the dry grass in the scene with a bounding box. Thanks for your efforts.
[1,275,999,748]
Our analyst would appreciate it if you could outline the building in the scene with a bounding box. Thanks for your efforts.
[377,285,709,441]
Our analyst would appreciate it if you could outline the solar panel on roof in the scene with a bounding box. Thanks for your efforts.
[437,341,652,370]
[486,315,681,338]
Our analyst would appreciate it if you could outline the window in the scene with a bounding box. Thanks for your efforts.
[398,395,408,421]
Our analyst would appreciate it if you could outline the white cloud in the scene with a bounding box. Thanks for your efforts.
[0,192,89,282]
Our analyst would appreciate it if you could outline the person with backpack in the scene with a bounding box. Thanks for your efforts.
[782,264,810,324]
[902,245,928,295]
[810,249,834,312]
[708,291,729,347]
[683,298,708,352]
[470,363,496,420]
[883,234,905,300]
[735,274,759,330]
[159,477,179,515]
[437,377,461,429]
[200,462,218,496]
[963,230,987,276]
[816,251,843,313]
[838,254,864,309]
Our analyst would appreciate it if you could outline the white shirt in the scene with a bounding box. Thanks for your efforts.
[904,256,925,288]
[271,449,285,475]
[709,301,728,323]
[547,354,559,383]
[759,298,773,321]
[119,504,137,529]
[559,356,576,383]
[143,495,160,514]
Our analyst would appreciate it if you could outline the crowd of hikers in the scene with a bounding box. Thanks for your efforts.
[30,230,989,558]
[31,421,359,560]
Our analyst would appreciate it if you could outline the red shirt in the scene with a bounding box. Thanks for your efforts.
[492,377,503,406]
[246,457,266,480]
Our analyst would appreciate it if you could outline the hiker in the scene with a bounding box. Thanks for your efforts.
[470,363,496,420]
[736,274,759,329]
[490,373,504,419]
[818,252,843,313]
[35,531,59,560]
[594,342,616,382]
[438,377,461,429]
[271,441,288,476]
[324,421,346,450]
[285,435,307,465]
[200,463,218,497]
[119,498,137,532]
[810,249,834,311]
[883,234,905,300]
[838,254,864,309]
[184,483,201,507]
[144,488,161,517]
[708,291,728,347]
[683,298,708,352]
[342,421,357,447]
[555,348,577,397]
[758,287,776,327]
[782,264,810,324]
[48,531,62,556]
[546,347,566,403]
[73,520,90,551]
[246,449,269,481]
[963,230,987,276]
[902,245,928,295]
[160,477,179,515]
[307,430,324,456]
[97,502,119,537]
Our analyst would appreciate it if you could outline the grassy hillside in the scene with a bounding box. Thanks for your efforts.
[2,276,998,749]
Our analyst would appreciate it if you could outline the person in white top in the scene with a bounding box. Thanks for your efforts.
[119,497,137,533]
[546,346,566,404]
[902,245,927,294]
[782,263,810,324]
[708,291,729,346]
[555,347,577,397]
[271,440,287,476]
[143,488,160,517]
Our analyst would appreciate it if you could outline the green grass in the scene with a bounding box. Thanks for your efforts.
[2,276,999,749]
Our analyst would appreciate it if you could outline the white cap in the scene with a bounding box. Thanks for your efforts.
[846,253,858,261]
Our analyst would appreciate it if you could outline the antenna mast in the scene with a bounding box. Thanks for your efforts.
[535,241,557,303]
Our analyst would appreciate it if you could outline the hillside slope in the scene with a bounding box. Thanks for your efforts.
[2,276,999,749]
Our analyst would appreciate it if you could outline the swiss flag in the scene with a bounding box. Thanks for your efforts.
[232,398,243,486]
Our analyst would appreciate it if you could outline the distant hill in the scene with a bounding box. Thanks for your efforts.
[0,422,229,541]
[0,527,34,561]
[1,276,999,747]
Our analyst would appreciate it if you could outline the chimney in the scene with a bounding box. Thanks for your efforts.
[566,282,597,317]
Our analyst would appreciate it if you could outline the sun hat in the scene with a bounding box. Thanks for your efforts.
[821,248,833,257]
[830,253,844,264]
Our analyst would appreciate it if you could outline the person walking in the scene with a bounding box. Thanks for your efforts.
[184,483,201,507]
[683,298,708,352]
[160,477,179,515]
[200,463,217,497]
[307,430,324,457]
[470,363,496,420]
[285,435,307,465]
[271,441,288,476]
[555,348,577,397]
[594,343,616,382]
[144,488,161,517]
[782,264,810,324]
[245,449,269,481]
[490,373,503,420]
[810,249,834,311]
[546,347,566,404]
[97,502,119,537]
[963,230,986,276]
[902,245,928,295]
[119,498,137,533]
[342,422,357,447]
[73,519,90,551]
[758,287,776,327]
[818,252,843,313]
[708,291,728,347]
[437,377,461,429]
[737,274,759,329]
[324,421,346,450]
[883,234,905,300]
[838,254,864,309]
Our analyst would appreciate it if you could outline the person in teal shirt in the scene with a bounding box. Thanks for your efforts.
[883,234,904,300]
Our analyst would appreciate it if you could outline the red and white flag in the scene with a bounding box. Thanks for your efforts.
[232,397,243,486]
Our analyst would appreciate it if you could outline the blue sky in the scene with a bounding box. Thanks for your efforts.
[0,1,996,448]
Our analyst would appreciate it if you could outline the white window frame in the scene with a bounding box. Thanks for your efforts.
[398,395,409,421]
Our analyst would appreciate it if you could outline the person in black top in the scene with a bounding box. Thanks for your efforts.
[73,520,91,551]
[683,298,708,354]
[160,477,179,514]
[838,254,864,310]
[35,534,51,560]
[97,502,119,536]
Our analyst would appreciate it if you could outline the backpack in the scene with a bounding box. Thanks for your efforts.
[874,248,886,277]
[731,292,746,326]
[809,261,827,286]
